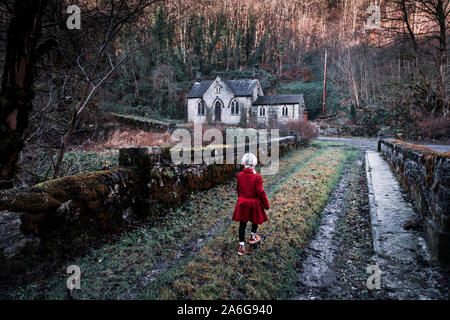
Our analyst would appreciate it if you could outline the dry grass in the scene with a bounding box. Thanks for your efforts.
[85,128,171,151]
[138,146,356,300]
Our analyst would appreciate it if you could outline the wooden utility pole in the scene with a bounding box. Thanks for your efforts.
[322,49,327,117]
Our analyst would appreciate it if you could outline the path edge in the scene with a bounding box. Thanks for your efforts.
[365,150,380,253]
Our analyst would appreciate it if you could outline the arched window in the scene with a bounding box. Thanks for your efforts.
[282,106,288,116]
[231,99,240,115]
[197,100,206,115]
[259,107,266,117]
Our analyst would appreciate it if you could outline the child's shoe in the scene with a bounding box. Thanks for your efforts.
[249,234,260,244]
[238,244,245,256]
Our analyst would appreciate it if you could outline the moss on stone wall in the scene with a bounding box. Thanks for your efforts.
[388,139,450,159]
[0,168,137,266]
[0,168,135,213]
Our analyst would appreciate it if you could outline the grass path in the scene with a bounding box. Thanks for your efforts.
[137,146,357,299]
[9,142,358,300]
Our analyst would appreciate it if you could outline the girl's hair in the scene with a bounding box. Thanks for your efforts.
[241,152,257,168]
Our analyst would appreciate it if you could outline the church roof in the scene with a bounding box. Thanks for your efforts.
[224,79,258,96]
[186,78,258,98]
[186,80,213,98]
[253,94,305,106]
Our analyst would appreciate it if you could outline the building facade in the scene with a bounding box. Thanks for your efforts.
[186,76,307,126]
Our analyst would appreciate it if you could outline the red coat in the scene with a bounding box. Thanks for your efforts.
[232,168,270,224]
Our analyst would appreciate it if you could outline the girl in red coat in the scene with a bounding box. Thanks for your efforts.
[232,152,270,255]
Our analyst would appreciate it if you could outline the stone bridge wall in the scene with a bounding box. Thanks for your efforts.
[0,169,137,261]
[0,137,298,265]
[111,113,172,132]
[379,139,450,264]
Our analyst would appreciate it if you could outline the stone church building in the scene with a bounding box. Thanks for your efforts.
[186,75,307,126]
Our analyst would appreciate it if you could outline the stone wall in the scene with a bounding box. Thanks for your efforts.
[0,137,299,265]
[379,139,450,264]
[118,136,299,214]
[317,123,379,137]
[111,113,172,132]
[0,169,137,261]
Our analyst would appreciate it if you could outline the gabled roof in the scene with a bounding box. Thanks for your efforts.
[224,79,258,96]
[186,80,213,98]
[186,78,258,98]
[253,94,305,106]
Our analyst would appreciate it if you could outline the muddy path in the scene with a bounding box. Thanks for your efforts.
[294,153,366,299]
[294,150,449,300]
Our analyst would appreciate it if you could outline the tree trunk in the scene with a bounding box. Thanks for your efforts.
[52,108,77,179]
[436,0,447,110]
[0,0,47,189]
[132,68,139,97]
[400,0,420,74]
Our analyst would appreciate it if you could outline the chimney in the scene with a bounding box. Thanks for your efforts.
[195,69,202,84]
[252,64,259,79]
[303,110,308,122]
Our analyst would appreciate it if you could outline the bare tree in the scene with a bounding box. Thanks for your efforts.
[52,0,160,178]
[385,0,449,113]
[417,0,449,111]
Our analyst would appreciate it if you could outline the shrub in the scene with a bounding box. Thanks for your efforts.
[264,119,319,141]
[286,119,319,141]
[417,115,450,140]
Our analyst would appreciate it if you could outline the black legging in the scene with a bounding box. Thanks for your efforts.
[239,222,258,242]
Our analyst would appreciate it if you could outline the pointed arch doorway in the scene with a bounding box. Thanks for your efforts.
[214,100,222,123]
